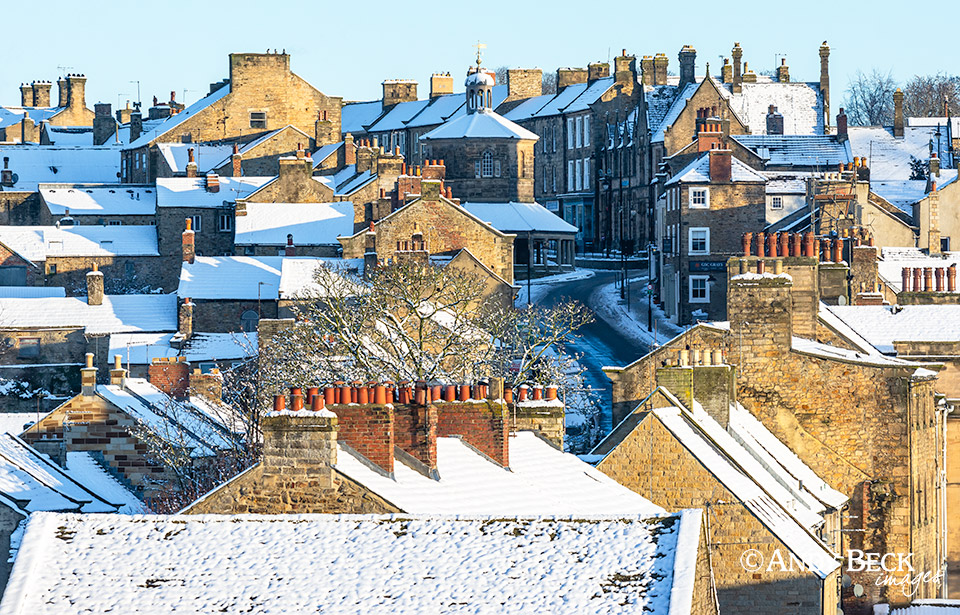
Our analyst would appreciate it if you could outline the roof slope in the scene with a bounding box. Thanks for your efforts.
[41,185,157,216]
[156,176,272,208]
[124,85,230,149]
[234,202,355,245]
[0,294,176,334]
[847,126,954,180]
[0,225,159,260]
[336,431,662,516]
[460,201,577,233]
[665,154,768,185]
[421,109,538,141]
[876,248,960,292]
[0,146,121,191]
[825,304,960,353]
[0,510,699,614]
[178,256,358,300]
[732,134,852,168]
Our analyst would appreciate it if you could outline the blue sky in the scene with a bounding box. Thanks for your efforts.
[5,0,946,111]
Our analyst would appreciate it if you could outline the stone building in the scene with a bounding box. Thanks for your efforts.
[1,75,96,143]
[38,184,157,226]
[120,51,342,183]
[604,256,947,614]
[21,354,246,501]
[592,384,846,615]
[0,225,162,293]
[657,143,767,324]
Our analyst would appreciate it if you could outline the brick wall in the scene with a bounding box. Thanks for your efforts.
[330,403,395,473]
[436,400,509,466]
[148,359,190,399]
[393,404,438,470]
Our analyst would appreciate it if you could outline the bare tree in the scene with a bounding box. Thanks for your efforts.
[542,71,557,95]
[903,73,960,117]
[844,69,897,126]
[494,65,509,86]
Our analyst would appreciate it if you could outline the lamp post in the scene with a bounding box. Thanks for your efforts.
[647,242,654,331]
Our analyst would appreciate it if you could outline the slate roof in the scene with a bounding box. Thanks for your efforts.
[847,126,954,180]
[178,256,360,300]
[732,134,852,169]
[665,154,768,185]
[234,202,355,246]
[124,85,230,149]
[0,146,121,191]
[40,185,157,216]
[156,176,272,208]
[0,294,176,334]
[420,109,538,141]
[461,201,577,234]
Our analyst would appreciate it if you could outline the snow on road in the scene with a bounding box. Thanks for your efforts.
[589,276,684,351]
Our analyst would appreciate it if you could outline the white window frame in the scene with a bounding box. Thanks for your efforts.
[218,213,232,232]
[567,118,575,150]
[552,124,556,152]
[688,227,710,255]
[575,160,582,191]
[583,118,590,147]
[190,214,202,233]
[567,160,575,192]
[690,275,710,303]
[583,158,590,188]
[552,167,556,192]
[481,151,494,178]
[771,195,783,210]
[575,116,583,148]
[689,187,710,209]
[249,111,267,129]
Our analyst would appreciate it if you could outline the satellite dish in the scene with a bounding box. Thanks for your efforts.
[10,173,18,185]
[853,584,864,597]
[837,295,847,306]
[841,574,852,588]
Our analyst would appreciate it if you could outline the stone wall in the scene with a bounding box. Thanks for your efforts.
[192,299,279,333]
[512,403,564,449]
[597,414,835,615]
[662,80,749,157]
[44,255,165,295]
[0,504,25,594]
[212,126,312,177]
[0,192,42,225]
[424,138,536,203]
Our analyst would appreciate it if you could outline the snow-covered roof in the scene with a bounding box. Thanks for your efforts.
[562,77,615,114]
[644,84,681,138]
[420,109,539,141]
[0,106,62,131]
[0,294,176,335]
[871,171,959,211]
[727,82,824,135]
[310,141,341,167]
[460,201,577,234]
[644,405,839,578]
[0,433,118,513]
[124,85,230,149]
[0,225,159,261]
[1,510,702,615]
[816,302,878,354]
[531,82,589,118]
[907,117,960,132]
[340,100,382,134]
[0,287,65,298]
[178,256,358,300]
[790,336,924,368]
[405,93,468,129]
[665,153,768,185]
[500,93,553,122]
[847,126,954,180]
[366,99,431,133]
[109,331,257,365]
[876,248,960,292]
[337,431,661,515]
[0,146,121,191]
[234,202,354,246]
[156,143,233,174]
[732,134,851,169]
[96,378,238,456]
[825,304,960,354]
[63,452,148,514]
[760,171,814,194]
[43,126,94,147]
[878,600,960,615]
[40,184,157,216]
[155,176,272,208]
[651,82,698,142]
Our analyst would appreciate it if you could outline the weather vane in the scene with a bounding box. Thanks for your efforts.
[473,41,486,67]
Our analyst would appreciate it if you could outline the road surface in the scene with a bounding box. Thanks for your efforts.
[537,270,650,434]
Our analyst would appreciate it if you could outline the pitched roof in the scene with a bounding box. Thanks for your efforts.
[0,145,121,190]
[178,256,360,300]
[727,82,824,135]
[108,331,257,365]
[124,85,230,149]
[0,287,65,298]
[40,185,157,216]
[420,109,538,141]
[156,176,272,208]
[665,153,768,185]
[876,247,960,292]
[847,126,954,180]
[1,510,702,615]
[870,172,959,211]
[732,134,852,169]
[156,143,233,174]
[63,452,148,514]
[825,304,960,353]
[0,294,176,334]
[337,430,660,515]
[234,202,355,246]
[0,225,159,261]
[460,201,577,234]
[0,433,120,513]
[340,99,382,134]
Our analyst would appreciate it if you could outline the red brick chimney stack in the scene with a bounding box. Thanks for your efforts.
[708,146,732,183]
[231,143,242,177]
[285,234,296,256]
[186,147,198,178]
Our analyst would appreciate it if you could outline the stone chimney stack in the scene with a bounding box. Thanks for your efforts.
[429,73,453,99]
[93,103,115,146]
[129,108,142,143]
[186,147,198,178]
[653,53,669,86]
[721,58,733,84]
[1,157,13,187]
[231,143,242,177]
[189,369,223,401]
[727,261,794,373]
[731,43,744,93]
[819,42,831,135]
[928,182,941,256]
[262,408,338,489]
[709,147,732,183]
[20,84,34,107]
[86,263,104,306]
[65,74,86,109]
[641,56,654,86]
[343,133,356,166]
[506,69,543,101]
[81,353,97,398]
[109,354,127,388]
[894,88,905,138]
[33,81,51,106]
[314,109,337,146]
[587,62,610,82]
[678,45,697,89]
[179,297,194,340]
[56,77,68,107]
[656,360,736,427]
[766,105,784,135]
[613,50,637,93]
[182,218,196,264]
[776,58,790,83]
[557,68,588,89]
[382,80,418,108]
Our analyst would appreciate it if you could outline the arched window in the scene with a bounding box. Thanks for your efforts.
[481,151,494,178]
[240,310,259,333]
